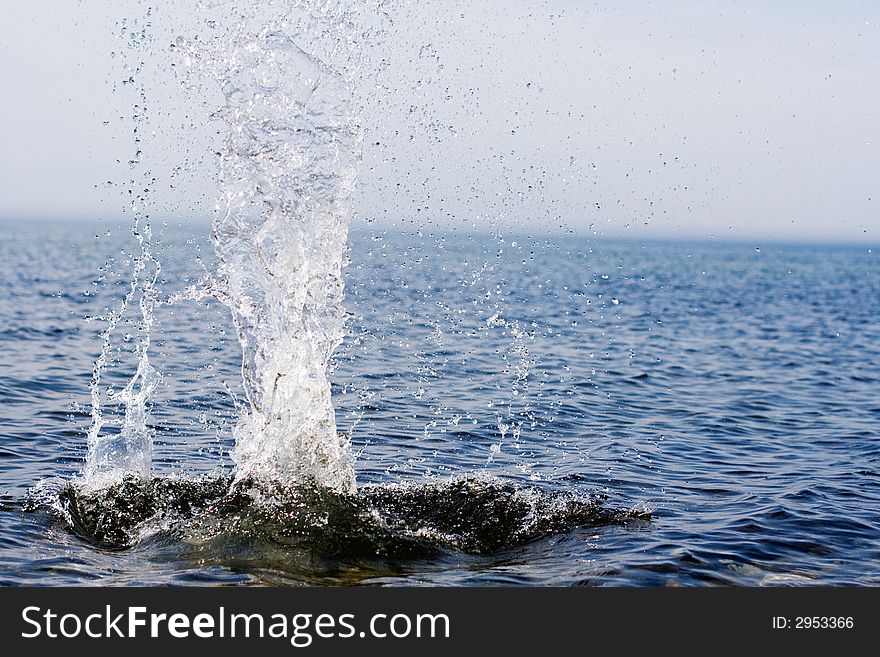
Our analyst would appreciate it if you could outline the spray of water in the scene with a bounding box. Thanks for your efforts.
[84,12,161,488]
[175,1,384,493]
[83,1,545,495]
[82,1,378,493]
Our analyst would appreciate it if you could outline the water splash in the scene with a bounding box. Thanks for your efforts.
[84,12,161,488]
[178,1,381,493]
[84,219,161,485]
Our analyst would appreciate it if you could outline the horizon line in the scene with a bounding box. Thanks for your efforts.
[0,214,876,248]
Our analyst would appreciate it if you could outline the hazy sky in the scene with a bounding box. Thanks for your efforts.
[1,0,878,241]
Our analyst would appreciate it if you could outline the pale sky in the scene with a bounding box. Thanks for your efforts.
[0,0,878,242]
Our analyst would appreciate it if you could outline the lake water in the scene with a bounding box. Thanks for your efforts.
[1,219,878,585]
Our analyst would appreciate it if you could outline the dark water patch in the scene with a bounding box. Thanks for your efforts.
[53,476,230,549]
[360,477,647,553]
[31,475,648,563]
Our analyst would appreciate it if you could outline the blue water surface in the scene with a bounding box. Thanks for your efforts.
[1,219,878,585]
